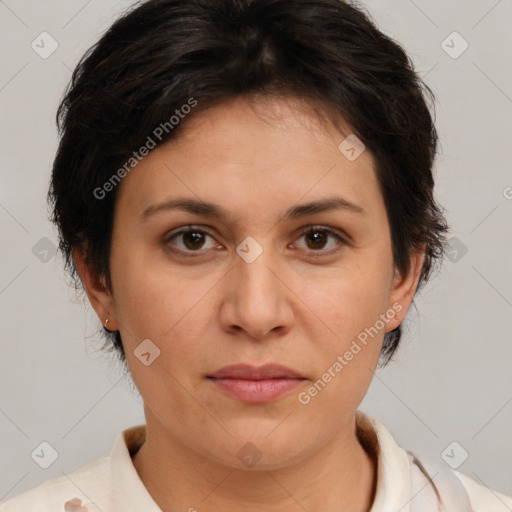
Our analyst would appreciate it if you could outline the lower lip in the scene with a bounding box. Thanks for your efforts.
[209,378,304,403]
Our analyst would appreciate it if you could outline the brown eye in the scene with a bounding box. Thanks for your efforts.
[182,230,206,250]
[293,226,345,255]
[165,226,219,253]
[305,230,329,250]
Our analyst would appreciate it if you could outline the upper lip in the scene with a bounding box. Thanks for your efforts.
[208,364,305,380]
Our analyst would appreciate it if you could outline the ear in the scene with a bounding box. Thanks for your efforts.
[385,248,425,332]
[72,246,119,331]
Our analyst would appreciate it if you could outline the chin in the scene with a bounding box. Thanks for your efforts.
[201,425,320,472]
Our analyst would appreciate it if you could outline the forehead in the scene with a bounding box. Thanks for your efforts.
[113,95,383,226]
[175,94,356,153]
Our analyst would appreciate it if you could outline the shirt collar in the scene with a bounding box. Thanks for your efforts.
[355,410,412,512]
[107,423,161,511]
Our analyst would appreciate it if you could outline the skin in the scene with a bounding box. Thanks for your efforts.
[73,94,424,512]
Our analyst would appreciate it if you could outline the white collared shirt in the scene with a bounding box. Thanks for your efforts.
[2,411,511,511]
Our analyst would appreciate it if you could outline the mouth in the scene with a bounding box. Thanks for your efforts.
[206,364,306,403]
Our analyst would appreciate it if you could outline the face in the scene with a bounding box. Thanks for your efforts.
[76,95,422,470]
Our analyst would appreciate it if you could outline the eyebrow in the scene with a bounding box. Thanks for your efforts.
[141,196,365,222]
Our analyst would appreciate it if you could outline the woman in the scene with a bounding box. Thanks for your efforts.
[2,0,510,510]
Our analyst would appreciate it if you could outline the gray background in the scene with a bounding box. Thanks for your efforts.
[1,0,511,502]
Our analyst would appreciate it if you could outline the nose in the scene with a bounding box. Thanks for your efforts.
[219,245,294,341]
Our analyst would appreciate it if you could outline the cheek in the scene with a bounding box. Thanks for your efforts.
[110,250,225,396]
[293,254,393,404]
[293,271,390,422]
[304,256,394,344]
[109,242,214,338]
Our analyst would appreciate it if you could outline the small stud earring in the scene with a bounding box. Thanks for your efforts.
[103,317,114,333]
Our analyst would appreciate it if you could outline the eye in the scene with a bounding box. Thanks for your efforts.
[164,226,220,254]
[164,224,346,257]
[292,226,346,255]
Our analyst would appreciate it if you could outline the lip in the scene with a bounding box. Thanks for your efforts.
[207,364,306,403]
[209,363,304,380]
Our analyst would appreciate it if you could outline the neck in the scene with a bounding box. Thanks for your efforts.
[132,407,377,512]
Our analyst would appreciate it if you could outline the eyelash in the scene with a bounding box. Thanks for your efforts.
[163,225,347,258]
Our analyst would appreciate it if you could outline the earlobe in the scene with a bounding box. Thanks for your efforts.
[72,246,119,331]
[386,249,425,332]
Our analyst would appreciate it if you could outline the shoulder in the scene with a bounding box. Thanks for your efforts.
[356,410,512,512]
[454,470,512,512]
[0,456,109,512]
[1,424,149,512]
[408,452,512,511]
[407,451,512,511]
